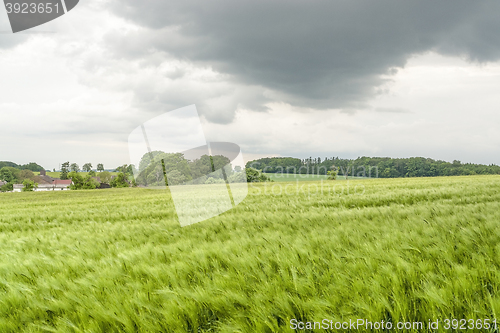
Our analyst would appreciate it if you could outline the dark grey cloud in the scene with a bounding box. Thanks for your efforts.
[106,0,500,116]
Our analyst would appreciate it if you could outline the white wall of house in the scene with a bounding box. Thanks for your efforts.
[12,185,70,192]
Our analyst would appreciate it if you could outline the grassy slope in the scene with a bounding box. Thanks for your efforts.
[1,176,500,332]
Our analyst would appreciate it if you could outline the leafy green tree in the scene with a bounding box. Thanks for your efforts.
[82,163,92,172]
[68,171,83,189]
[0,161,18,169]
[189,155,215,180]
[205,177,225,184]
[115,164,128,174]
[246,156,500,179]
[110,173,129,188]
[82,175,99,189]
[115,164,136,176]
[136,152,192,187]
[0,167,16,183]
[259,173,272,182]
[88,170,96,177]
[70,163,79,172]
[227,172,246,183]
[68,171,99,190]
[246,157,303,174]
[97,163,104,172]
[0,182,13,192]
[19,169,36,181]
[60,162,70,180]
[19,162,44,172]
[127,164,136,175]
[166,170,186,185]
[327,170,337,180]
[245,167,271,182]
[99,171,112,184]
[234,166,242,172]
[22,179,37,192]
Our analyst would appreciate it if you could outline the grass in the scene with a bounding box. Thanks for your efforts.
[33,171,62,178]
[1,176,500,332]
[264,172,365,182]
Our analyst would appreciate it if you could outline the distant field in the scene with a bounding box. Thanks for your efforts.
[1,176,500,332]
[264,172,365,181]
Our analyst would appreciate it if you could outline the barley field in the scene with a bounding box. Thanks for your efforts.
[1,176,500,332]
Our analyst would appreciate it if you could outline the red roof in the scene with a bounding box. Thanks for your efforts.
[54,179,72,185]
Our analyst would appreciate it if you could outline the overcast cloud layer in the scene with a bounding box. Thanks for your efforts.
[1,0,500,170]
[107,0,500,118]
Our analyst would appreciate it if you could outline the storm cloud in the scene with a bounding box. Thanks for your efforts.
[106,0,500,116]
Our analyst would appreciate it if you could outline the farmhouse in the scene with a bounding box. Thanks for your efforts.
[12,170,73,192]
[13,179,72,192]
[37,170,57,184]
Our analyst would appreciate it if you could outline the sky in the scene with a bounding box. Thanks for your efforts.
[1,0,500,170]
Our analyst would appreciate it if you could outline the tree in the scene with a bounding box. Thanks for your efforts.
[166,170,186,185]
[22,179,37,192]
[82,163,92,172]
[68,171,83,189]
[234,166,242,172]
[136,152,192,187]
[60,162,70,180]
[327,170,337,180]
[115,164,128,173]
[115,164,135,175]
[70,163,79,172]
[20,162,44,172]
[227,171,246,183]
[68,171,99,190]
[0,167,16,183]
[0,161,18,169]
[82,175,99,189]
[97,163,104,172]
[19,169,36,181]
[0,182,13,192]
[99,171,112,184]
[88,170,96,177]
[245,167,272,182]
[110,173,129,188]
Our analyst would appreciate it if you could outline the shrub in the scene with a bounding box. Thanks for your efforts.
[245,167,272,182]
[110,173,129,188]
[22,179,37,192]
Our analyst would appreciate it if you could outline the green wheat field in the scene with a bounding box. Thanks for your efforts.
[264,173,363,182]
[1,176,500,332]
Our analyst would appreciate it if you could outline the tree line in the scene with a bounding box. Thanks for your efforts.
[246,156,500,178]
[0,167,41,192]
[0,161,44,172]
[59,162,129,190]
[0,154,273,193]
[0,160,129,192]
[133,151,245,186]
